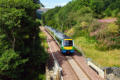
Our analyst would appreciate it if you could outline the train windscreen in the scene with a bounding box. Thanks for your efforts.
[63,40,73,46]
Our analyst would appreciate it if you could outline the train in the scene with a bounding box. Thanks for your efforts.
[61,38,75,54]
[45,26,75,54]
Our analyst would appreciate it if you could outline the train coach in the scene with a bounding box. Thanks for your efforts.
[61,38,75,54]
[45,26,75,55]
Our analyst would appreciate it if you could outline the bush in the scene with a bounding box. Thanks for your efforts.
[116,16,120,25]
[106,23,119,34]
[0,49,28,79]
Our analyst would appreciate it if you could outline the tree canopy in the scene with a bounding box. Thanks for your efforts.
[0,0,48,80]
[42,0,120,49]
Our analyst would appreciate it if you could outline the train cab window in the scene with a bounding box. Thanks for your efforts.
[63,40,73,46]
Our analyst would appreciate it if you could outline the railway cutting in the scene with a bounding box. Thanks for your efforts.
[40,26,104,80]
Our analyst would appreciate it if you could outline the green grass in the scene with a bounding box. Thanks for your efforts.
[39,31,48,52]
[37,73,46,80]
[37,30,48,80]
[66,27,120,67]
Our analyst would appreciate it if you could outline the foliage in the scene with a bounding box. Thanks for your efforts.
[43,1,93,31]
[107,23,119,34]
[42,0,120,49]
[89,0,120,18]
[116,16,120,25]
[0,0,48,80]
[0,49,28,79]
[41,0,120,67]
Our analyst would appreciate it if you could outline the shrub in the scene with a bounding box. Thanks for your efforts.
[80,21,89,29]
[116,16,120,25]
[106,23,119,34]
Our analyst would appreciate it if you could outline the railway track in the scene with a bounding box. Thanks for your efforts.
[40,27,103,80]
[66,56,90,80]
[44,27,91,80]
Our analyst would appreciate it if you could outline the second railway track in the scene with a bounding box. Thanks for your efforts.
[66,56,90,80]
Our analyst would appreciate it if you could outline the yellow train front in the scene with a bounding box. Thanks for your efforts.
[61,38,74,54]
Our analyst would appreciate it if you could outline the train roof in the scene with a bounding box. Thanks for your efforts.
[45,26,73,40]
[63,35,71,39]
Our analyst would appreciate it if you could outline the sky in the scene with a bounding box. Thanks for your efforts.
[40,0,72,8]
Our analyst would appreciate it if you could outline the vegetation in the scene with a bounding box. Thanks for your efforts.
[39,28,48,52]
[66,27,120,67]
[42,0,120,66]
[0,0,48,80]
[43,0,120,49]
[38,29,49,80]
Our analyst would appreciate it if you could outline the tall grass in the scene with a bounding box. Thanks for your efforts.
[39,30,48,51]
[66,27,120,67]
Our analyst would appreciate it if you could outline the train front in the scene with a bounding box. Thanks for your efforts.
[61,38,74,54]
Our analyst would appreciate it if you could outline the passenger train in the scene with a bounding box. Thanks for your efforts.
[61,38,74,54]
[45,26,75,55]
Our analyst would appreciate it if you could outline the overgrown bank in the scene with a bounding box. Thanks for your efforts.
[42,0,120,67]
[0,0,48,80]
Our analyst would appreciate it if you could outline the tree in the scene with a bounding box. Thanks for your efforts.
[0,0,48,80]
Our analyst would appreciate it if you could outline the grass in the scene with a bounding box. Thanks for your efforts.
[38,30,48,80]
[66,27,120,67]
[37,73,46,80]
[103,17,116,19]
[39,30,48,52]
